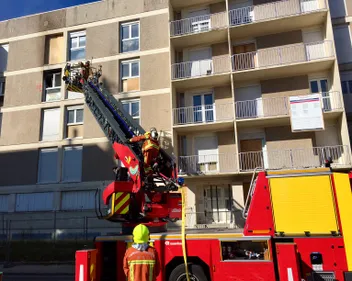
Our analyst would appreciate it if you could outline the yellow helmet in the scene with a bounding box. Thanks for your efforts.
[132,224,150,244]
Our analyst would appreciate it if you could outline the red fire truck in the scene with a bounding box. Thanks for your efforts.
[62,63,352,281]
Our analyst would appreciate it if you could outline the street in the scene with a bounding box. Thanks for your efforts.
[5,275,74,281]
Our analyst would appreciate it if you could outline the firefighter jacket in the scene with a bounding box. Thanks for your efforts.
[123,246,161,281]
[130,133,160,163]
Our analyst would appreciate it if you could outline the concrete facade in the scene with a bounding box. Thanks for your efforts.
[0,0,351,238]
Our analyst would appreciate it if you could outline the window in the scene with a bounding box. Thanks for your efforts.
[122,99,140,124]
[45,33,64,65]
[67,106,84,125]
[37,148,59,183]
[333,25,352,64]
[0,80,5,97]
[121,21,140,53]
[192,92,214,123]
[15,192,54,212]
[0,44,9,72]
[120,59,140,92]
[69,31,86,61]
[41,108,61,141]
[342,80,352,94]
[0,195,8,212]
[66,106,84,138]
[62,145,83,182]
[43,71,61,102]
[61,190,95,210]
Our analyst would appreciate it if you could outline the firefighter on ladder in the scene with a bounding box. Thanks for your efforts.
[123,224,161,281]
[128,127,160,184]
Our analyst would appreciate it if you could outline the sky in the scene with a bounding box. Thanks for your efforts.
[0,0,100,21]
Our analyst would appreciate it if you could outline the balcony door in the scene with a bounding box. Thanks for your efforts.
[192,92,214,123]
[300,0,319,13]
[189,47,212,77]
[203,185,232,224]
[310,78,331,111]
[303,29,325,60]
[195,135,219,173]
[187,7,211,33]
[235,84,262,119]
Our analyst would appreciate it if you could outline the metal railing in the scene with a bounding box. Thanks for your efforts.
[170,11,228,37]
[229,0,326,27]
[235,96,289,119]
[232,40,334,72]
[178,153,237,175]
[183,211,240,229]
[173,103,234,125]
[171,54,231,80]
[239,145,351,172]
[235,91,343,119]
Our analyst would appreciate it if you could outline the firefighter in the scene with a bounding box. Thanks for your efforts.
[128,127,160,179]
[123,224,160,281]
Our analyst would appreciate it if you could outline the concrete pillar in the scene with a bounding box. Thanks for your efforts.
[231,183,245,228]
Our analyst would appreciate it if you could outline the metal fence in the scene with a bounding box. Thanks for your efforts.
[173,103,234,125]
[171,55,231,80]
[232,40,334,71]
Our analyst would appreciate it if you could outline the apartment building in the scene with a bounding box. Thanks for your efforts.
[0,0,351,238]
[329,0,352,144]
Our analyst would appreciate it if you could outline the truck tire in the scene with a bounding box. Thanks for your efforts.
[169,263,208,281]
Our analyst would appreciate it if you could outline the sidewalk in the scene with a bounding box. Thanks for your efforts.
[0,264,74,275]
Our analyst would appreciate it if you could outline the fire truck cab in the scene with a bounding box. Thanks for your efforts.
[76,168,352,281]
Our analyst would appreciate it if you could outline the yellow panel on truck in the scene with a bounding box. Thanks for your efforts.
[268,172,339,235]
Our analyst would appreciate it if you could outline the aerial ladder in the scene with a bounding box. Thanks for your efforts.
[62,61,185,233]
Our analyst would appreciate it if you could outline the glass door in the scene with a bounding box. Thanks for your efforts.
[310,78,331,111]
[193,93,215,123]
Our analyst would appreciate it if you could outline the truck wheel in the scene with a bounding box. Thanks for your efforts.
[169,264,208,281]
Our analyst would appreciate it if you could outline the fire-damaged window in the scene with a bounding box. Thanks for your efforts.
[43,70,62,102]
[44,33,64,65]
[120,59,140,92]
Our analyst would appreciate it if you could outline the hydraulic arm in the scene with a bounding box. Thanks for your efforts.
[63,61,183,230]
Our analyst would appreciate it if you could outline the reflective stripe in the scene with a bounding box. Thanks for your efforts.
[128,260,156,281]
[142,140,159,152]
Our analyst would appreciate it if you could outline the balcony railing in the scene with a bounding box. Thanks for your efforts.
[235,91,343,119]
[236,96,289,119]
[173,103,234,125]
[229,0,326,27]
[239,145,351,172]
[172,55,231,80]
[232,40,334,72]
[170,11,228,37]
[178,153,237,175]
[184,211,238,229]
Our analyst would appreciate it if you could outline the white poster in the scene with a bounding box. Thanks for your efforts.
[289,94,324,132]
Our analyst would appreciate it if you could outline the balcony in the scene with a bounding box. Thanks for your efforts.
[171,55,231,90]
[229,0,328,40]
[170,12,228,48]
[232,40,334,82]
[178,153,238,175]
[173,103,234,132]
[239,145,351,172]
[235,91,343,126]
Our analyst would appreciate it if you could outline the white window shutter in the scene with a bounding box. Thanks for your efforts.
[42,108,60,141]
[0,44,9,72]
[38,148,59,183]
[62,146,83,182]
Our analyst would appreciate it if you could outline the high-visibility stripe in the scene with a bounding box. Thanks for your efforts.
[120,205,129,215]
[114,193,130,214]
[149,264,154,281]
[115,198,130,214]
[115,192,124,201]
